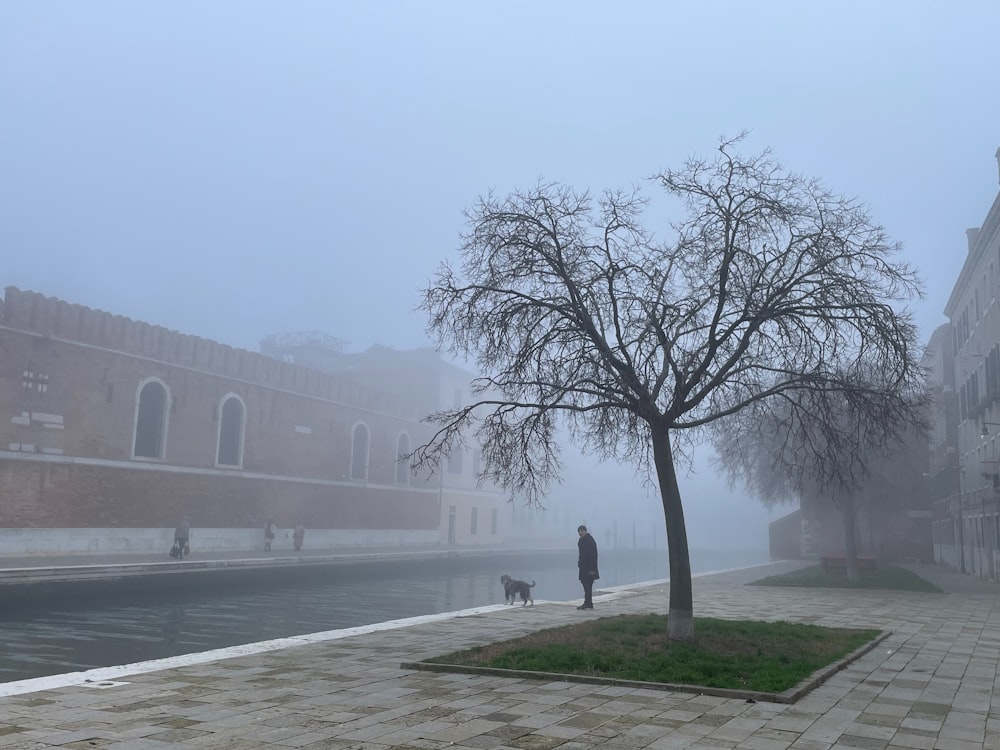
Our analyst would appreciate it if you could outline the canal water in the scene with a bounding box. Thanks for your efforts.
[0,546,767,683]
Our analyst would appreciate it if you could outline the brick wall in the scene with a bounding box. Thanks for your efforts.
[0,287,454,549]
[1,329,433,478]
[0,458,439,530]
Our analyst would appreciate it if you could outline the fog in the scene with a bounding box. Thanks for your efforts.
[3,2,999,553]
[523,446,770,555]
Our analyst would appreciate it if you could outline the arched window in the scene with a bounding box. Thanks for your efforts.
[217,394,245,467]
[350,422,370,480]
[396,432,411,484]
[133,378,169,459]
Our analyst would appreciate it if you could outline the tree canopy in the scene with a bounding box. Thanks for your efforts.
[416,136,925,638]
[713,387,929,577]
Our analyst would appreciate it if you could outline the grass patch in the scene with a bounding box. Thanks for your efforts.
[425,615,879,693]
[750,564,942,592]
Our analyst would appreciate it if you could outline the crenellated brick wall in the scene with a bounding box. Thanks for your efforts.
[0,287,416,420]
[0,287,466,552]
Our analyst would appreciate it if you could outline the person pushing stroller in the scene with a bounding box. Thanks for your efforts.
[170,517,190,558]
[264,519,276,551]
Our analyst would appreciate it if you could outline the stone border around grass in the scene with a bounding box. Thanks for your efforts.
[400,629,892,704]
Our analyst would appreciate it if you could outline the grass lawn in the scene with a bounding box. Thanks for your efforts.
[750,564,942,592]
[423,615,881,693]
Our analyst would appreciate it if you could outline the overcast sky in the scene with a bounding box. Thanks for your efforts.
[3,2,999,551]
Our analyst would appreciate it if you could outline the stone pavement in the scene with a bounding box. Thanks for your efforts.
[1,561,999,749]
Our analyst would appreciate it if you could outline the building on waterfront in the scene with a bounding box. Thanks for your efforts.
[939,148,1000,579]
[0,286,506,555]
[255,335,511,546]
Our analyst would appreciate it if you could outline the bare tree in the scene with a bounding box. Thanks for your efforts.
[851,426,931,559]
[416,136,924,639]
[713,385,929,579]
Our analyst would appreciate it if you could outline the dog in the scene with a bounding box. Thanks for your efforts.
[500,574,535,606]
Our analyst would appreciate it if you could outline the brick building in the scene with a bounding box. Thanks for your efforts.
[257,336,512,547]
[0,286,505,555]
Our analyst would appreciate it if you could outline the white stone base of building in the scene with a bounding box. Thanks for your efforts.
[0,527,442,557]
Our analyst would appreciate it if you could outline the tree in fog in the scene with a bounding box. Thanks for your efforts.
[849,425,931,561]
[713,385,928,579]
[415,136,924,639]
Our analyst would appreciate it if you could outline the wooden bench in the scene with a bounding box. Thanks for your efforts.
[820,555,878,573]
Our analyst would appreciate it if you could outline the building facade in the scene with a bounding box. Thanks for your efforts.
[256,337,511,547]
[923,324,962,570]
[0,287,505,555]
[940,149,1000,579]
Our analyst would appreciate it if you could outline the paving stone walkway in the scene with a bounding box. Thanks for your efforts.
[1,560,998,749]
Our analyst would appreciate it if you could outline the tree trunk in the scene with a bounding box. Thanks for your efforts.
[841,497,859,581]
[651,428,694,640]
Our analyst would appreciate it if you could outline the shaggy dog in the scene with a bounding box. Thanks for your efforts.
[500,574,535,606]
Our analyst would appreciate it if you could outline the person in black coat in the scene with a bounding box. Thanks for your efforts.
[173,516,191,558]
[577,525,599,610]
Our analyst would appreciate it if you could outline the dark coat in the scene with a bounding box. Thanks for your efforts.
[578,532,600,582]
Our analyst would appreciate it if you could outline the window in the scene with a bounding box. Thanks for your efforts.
[133,378,169,459]
[987,347,1000,396]
[21,369,48,393]
[470,507,478,535]
[350,423,370,480]
[395,432,411,484]
[491,508,498,535]
[448,448,464,474]
[217,394,245,467]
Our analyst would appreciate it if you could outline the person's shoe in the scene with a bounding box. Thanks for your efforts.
[577,604,593,610]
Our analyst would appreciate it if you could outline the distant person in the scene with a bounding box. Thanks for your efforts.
[293,524,305,551]
[264,519,276,551]
[577,524,599,610]
[174,516,191,558]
